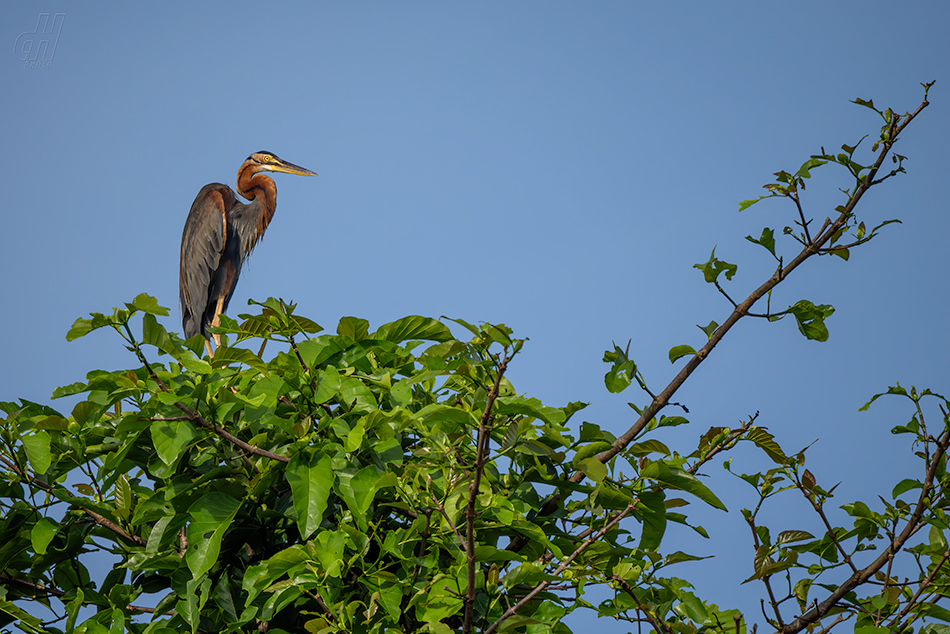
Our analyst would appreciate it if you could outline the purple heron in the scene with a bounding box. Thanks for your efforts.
[180,151,316,356]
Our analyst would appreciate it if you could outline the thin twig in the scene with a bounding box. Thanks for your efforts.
[304,588,340,624]
[0,573,169,614]
[429,483,467,552]
[173,401,290,463]
[485,502,636,634]
[888,549,950,631]
[745,513,785,627]
[788,192,812,245]
[795,475,858,575]
[463,351,509,634]
[612,575,671,634]
[0,449,146,547]
[688,413,759,475]
[777,423,949,633]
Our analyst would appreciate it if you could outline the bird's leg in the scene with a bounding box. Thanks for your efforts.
[204,337,214,358]
[211,296,226,347]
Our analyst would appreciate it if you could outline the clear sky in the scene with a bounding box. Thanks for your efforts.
[2,2,948,631]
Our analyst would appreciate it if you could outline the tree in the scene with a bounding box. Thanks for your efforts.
[0,84,943,634]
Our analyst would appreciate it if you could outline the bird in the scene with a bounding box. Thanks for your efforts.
[180,151,316,356]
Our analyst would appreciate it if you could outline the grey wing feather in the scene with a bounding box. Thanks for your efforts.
[180,183,234,338]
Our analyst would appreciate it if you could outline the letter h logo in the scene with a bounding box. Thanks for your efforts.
[15,14,65,63]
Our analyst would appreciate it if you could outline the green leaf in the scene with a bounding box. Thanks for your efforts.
[243,545,311,603]
[442,316,481,337]
[186,492,242,577]
[176,575,211,634]
[641,461,727,511]
[663,551,710,566]
[30,517,58,555]
[374,316,453,343]
[142,313,170,351]
[150,420,202,467]
[693,248,738,284]
[339,376,377,413]
[346,418,366,452]
[776,530,814,545]
[64,589,84,632]
[637,490,667,552]
[578,457,607,482]
[501,420,520,451]
[656,415,689,429]
[603,344,636,394]
[212,573,238,623]
[794,578,811,611]
[474,544,526,563]
[211,346,269,373]
[170,346,213,373]
[289,314,323,335]
[852,96,878,112]
[313,530,347,577]
[673,590,710,625]
[504,562,557,589]
[337,316,370,340]
[416,404,479,432]
[336,465,383,524]
[787,300,835,342]
[129,293,170,316]
[66,317,95,341]
[313,366,342,404]
[860,384,910,411]
[745,227,777,257]
[114,474,132,516]
[574,441,612,463]
[494,395,566,426]
[286,453,334,540]
[22,431,51,474]
[893,478,922,498]
[52,381,88,399]
[745,427,787,464]
[697,320,719,340]
[794,158,827,180]
[669,344,697,363]
[628,439,671,457]
[71,401,98,426]
[0,600,42,630]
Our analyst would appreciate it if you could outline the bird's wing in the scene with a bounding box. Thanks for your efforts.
[180,183,235,338]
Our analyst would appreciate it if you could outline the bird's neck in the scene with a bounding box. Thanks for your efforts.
[236,166,278,236]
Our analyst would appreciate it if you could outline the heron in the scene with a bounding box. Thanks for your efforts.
[180,151,316,356]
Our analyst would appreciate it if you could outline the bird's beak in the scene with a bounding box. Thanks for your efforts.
[270,158,317,177]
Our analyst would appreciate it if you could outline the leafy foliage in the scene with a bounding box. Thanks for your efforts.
[1,86,945,634]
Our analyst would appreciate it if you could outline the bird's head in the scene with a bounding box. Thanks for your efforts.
[247,151,317,177]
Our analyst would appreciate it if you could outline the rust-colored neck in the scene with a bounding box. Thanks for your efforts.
[236,160,278,236]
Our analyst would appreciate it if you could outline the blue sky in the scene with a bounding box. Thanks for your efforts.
[2,2,948,630]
